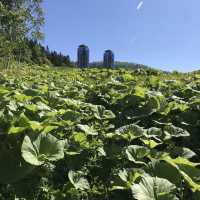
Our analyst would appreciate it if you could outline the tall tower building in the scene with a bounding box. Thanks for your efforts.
[103,50,114,68]
[77,44,89,68]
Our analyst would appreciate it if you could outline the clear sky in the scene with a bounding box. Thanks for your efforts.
[43,0,200,72]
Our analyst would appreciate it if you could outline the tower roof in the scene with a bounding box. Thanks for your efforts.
[105,49,113,52]
[79,44,88,48]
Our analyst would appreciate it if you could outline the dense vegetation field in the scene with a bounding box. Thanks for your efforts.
[0,66,200,200]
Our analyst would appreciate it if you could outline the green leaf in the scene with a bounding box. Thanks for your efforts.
[169,147,196,159]
[24,104,38,112]
[112,169,143,191]
[96,147,106,156]
[42,126,58,134]
[9,113,43,133]
[92,105,115,119]
[125,145,150,165]
[68,170,90,191]
[181,148,196,159]
[77,124,98,136]
[163,156,200,192]
[142,139,161,149]
[73,132,89,148]
[165,157,199,167]
[7,100,18,111]
[61,109,81,122]
[24,88,41,96]
[164,125,190,138]
[119,168,142,184]
[0,87,9,96]
[8,126,27,134]
[28,121,43,131]
[146,127,163,140]
[36,101,51,111]
[146,161,182,186]
[131,174,178,200]
[18,113,30,126]
[21,133,65,166]
[115,124,145,141]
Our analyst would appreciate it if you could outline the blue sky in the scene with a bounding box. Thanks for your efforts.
[43,0,200,72]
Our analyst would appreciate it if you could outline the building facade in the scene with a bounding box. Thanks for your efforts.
[77,44,89,68]
[103,50,114,68]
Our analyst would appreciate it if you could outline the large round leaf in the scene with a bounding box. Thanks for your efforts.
[146,161,182,186]
[125,145,150,165]
[131,174,178,200]
[164,125,190,139]
[22,133,65,166]
[115,124,145,141]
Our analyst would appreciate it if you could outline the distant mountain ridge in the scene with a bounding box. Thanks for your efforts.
[89,61,158,70]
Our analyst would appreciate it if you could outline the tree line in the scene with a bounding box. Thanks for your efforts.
[23,39,71,66]
[0,0,71,67]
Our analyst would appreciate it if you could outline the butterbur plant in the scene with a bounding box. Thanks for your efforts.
[0,67,200,200]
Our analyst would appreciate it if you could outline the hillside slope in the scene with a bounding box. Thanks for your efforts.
[0,65,200,200]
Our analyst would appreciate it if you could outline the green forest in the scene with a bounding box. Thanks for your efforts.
[0,0,70,67]
[0,1,200,200]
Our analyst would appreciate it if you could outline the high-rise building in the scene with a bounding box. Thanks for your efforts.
[77,44,89,68]
[103,50,114,68]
